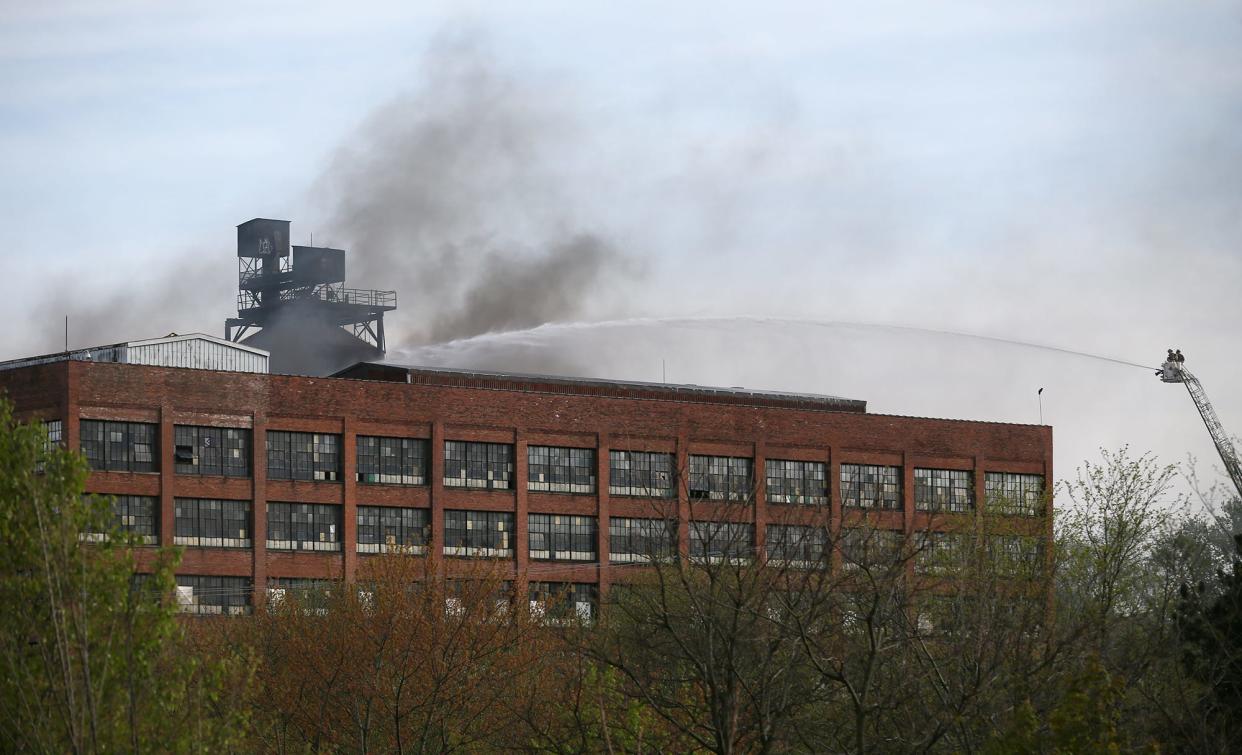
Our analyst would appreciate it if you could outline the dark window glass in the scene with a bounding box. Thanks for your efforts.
[840,464,902,510]
[529,582,595,622]
[357,506,429,553]
[443,510,513,557]
[83,494,158,544]
[528,446,596,494]
[356,436,428,485]
[608,450,674,498]
[266,578,336,611]
[175,575,251,615]
[988,535,1045,576]
[174,498,251,548]
[915,531,970,574]
[690,521,754,561]
[985,472,1045,517]
[80,420,158,473]
[444,441,513,490]
[528,514,597,561]
[765,524,828,567]
[266,502,341,551]
[174,425,250,477]
[43,419,63,449]
[608,517,677,563]
[689,455,753,501]
[266,431,340,482]
[765,459,828,505]
[914,468,974,513]
[840,528,903,571]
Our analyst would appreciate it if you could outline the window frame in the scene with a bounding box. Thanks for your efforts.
[443,509,514,558]
[356,436,429,486]
[174,498,252,548]
[688,455,754,502]
[840,463,902,510]
[765,459,828,505]
[608,450,675,498]
[265,502,342,551]
[443,441,514,491]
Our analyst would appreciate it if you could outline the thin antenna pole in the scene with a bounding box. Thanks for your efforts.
[662,359,666,384]
[1038,387,1044,424]
[64,315,68,351]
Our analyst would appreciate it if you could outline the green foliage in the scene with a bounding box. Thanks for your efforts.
[0,398,247,753]
[983,659,1131,754]
[1177,532,1242,751]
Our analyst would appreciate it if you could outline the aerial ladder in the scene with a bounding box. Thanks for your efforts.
[1158,351,1242,501]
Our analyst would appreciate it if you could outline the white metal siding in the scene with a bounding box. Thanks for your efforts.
[126,339,268,373]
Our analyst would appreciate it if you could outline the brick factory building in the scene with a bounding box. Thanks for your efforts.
[0,353,1052,617]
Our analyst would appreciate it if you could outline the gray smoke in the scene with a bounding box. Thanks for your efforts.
[33,255,234,354]
[315,31,637,347]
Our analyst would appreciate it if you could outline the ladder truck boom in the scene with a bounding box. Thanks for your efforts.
[1158,352,1242,500]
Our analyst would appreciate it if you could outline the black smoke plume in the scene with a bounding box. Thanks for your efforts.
[315,31,637,348]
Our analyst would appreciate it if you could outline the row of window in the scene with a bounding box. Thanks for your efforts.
[94,498,1041,572]
[170,576,598,619]
[81,421,1046,516]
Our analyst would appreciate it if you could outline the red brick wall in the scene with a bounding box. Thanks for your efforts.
[0,361,1054,601]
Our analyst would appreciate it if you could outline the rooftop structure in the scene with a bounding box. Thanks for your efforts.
[225,218,397,376]
[0,333,269,374]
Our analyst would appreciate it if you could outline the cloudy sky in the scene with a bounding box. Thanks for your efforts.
[2,1,1240,495]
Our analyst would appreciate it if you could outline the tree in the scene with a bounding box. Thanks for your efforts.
[0,397,247,753]
[235,553,565,753]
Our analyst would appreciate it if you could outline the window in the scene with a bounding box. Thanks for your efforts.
[175,575,251,615]
[985,472,1045,517]
[840,464,901,510]
[266,431,340,482]
[444,510,514,558]
[267,578,335,612]
[765,524,828,568]
[988,535,1045,576]
[174,426,249,477]
[528,446,596,494]
[357,506,429,554]
[529,582,595,623]
[444,441,513,490]
[689,455,753,501]
[356,436,428,485]
[690,521,754,562]
[83,494,158,544]
[840,528,902,571]
[609,450,675,498]
[765,459,828,505]
[609,517,677,563]
[266,503,341,551]
[43,419,62,450]
[915,531,970,574]
[528,514,597,561]
[80,420,157,473]
[175,498,251,548]
[914,468,974,513]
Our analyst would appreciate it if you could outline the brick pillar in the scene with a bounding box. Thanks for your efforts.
[973,455,986,552]
[65,363,80,452]
[158,404,174,549]
[429,421,445,576]
[902,451,916,582]
[596,433,610,598]
[753,441,767,563]
[514,431,529,597]
[252,412,267,608]
[829,447,841,574]
[676,430,690,559]
[342,417,357,583]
